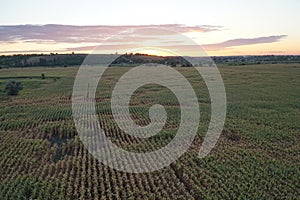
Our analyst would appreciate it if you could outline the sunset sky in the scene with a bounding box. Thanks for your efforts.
[1,0,299,56]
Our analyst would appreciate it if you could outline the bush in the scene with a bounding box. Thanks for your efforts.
[41,73,45,79]
[5,80,23,96]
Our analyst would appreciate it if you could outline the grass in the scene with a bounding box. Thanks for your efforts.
[0,64,299,199]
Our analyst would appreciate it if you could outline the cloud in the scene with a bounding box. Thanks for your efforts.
[66,44,138,51]
[0,24,288,55]
[0,49,49,54]
[43,35,288,54]
[203,35,288,51]
[0,24,221,44]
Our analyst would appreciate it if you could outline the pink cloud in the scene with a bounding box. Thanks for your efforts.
[203,35,288,51]
[63,34,288,54]
[0,24,288,55]
[0,24,221,44]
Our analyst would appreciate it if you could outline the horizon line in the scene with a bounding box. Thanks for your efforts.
[1,52,300,57]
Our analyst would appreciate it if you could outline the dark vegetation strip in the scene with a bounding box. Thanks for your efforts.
[0,76,60,80]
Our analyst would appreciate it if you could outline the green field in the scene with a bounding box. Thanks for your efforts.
[0,64,299,199]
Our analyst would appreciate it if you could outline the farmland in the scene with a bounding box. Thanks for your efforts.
[0,64,299,199]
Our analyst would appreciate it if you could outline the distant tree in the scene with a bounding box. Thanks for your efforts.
[39,58,47,66]
[170,62,176,67]
[41,73,45,79]
[5,80,23,96]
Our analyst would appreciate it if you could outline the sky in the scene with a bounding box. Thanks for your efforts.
[0,0,299,56]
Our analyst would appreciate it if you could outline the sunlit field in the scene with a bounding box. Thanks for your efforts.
[0,64,299,199]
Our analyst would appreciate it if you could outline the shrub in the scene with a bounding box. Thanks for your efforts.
[5,80,23,96]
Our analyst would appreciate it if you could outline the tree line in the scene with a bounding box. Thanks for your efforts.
[1,53,300,68]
